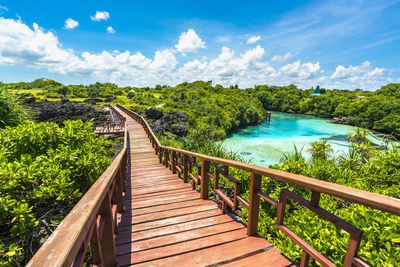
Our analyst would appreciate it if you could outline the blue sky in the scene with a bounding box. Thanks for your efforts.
[0,0,399,90]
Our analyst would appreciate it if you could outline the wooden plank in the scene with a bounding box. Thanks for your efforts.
[117,209,223,233]
[127,193,201,209]
[221,248,294,266]
[130,184,193,195]
[122,235,273,267]
[118,228,250,265]
[116,221,245,255]
[118,203,219,227]
[127,188,192,200]
[128,199,219,216]
[116,214,235,244]
[126,190,198,202]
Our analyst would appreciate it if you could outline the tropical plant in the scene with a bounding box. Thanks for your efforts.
[0,120,114,265]
[0,87,30,128]
[307,139,333,160]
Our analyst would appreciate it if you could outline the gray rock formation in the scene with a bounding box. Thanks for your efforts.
[145,107,163,119]
[150,110,189,137]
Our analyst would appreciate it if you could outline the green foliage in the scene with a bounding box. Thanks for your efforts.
[0,87,30,128]
[259,145,400,265]
[307,139,333,160]
[0,120,113,265]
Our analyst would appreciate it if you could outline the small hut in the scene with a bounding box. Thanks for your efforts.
[309,85,322,97]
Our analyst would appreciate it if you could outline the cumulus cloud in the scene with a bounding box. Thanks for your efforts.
[330,61,388,90]
[107,26,115,34]
[271,52,294,62]
[246,35,261,44]
[91,11,110,21]
[64,18,79,30]
[279,60,321,79]
[331,61,385,79]
[0,18,75,66]
[0,17,393,89]
[175,29,206,53]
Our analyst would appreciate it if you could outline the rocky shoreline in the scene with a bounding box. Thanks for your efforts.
[145,107,189,137]
[22,97,111,126]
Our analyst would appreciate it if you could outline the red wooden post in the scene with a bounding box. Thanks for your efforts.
[99,192,116,267]
[222,201,227,214]
[116,168,125,213]
[172,151,177,174]
[300,251,310,267]
[164,149,168,167]
[158,147,163,164]
[234,184,239,210]
[90,220,103,265]
[183,154,188,183]
[200,160,210,199]
[247,172,262,236]
[214,167,220,191]
[121,152,127,193]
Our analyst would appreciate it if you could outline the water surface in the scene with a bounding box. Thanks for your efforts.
[222,112,357,167]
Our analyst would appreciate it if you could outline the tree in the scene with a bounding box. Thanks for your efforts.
[307,139,333,160]
[57,86,70,97]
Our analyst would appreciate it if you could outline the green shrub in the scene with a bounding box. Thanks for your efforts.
[0,88,30,128]
[0,120,113,265]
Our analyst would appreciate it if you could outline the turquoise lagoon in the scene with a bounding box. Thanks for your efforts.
[222,112,358,167]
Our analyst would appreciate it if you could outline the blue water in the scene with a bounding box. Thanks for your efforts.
[222,112,357,167]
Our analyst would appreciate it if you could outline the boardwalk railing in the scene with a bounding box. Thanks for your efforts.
[94,105,126,135]
[27,122,128,267]
[116,104,400,267]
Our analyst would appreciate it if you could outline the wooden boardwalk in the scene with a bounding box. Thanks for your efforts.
[114,107,293,266]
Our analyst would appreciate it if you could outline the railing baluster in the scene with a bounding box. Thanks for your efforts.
[158,147,163,164]
[90,220,103,265]
[234,183,239,210]
[214,166,220,191]
[247,172,262,236]
[183,154,188,183]
[172,151,177,174]
[99,191,117,267]
[300,251,310,267]
[116,168,125,213]
[343,233,363,267]
[200,160,210,199]
[164,149,168,167]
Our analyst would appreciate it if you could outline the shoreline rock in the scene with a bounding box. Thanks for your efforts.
[28,99,110,126]
[331,116,348,124]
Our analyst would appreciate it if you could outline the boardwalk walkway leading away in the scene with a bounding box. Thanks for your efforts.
[27,105,400,267]
[114,106,293,266]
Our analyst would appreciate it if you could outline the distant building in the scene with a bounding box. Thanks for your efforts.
[309,85,322,97]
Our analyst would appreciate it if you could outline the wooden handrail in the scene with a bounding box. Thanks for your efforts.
[27,124,128,267]
[116,105,400,216]
[116,105,400,267]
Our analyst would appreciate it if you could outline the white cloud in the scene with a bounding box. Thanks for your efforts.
[246,35,261,44]
[0,17,394,90]
[107,26,115,34]
[0,18,75,66]
[175,29,206,53]
[331,61,385,79]
[64,18,79,30]
[330,61,388,90]
[271,52,294,62]
[0,6,8,11]
[91,11,110,21]
[279,60,321,79]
